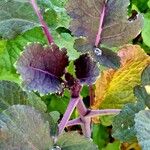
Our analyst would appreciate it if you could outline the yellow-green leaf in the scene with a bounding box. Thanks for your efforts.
[92,45,150,109]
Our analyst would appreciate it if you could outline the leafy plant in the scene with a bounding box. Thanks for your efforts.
[0,0,149,150]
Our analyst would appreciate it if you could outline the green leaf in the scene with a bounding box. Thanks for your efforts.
[135,110,150,150]
[142,12,150,48]
[0,0,40,39]
[112,86,146,142]
[148,0,150,8]
[102,141,121,150]
[43,90,71,115]
[56,132,99,150]
[0,80,47,112]
[26,92,47,112]
[92,124,109,150]
[0,105,53,149]
[141,65,150,86]
[131,0,149,12]
[53,32,80,60]
[0,27,46,83]
[48,111,60,137]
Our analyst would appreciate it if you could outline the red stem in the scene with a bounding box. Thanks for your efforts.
[95,2,106,47]
[30,0,54,44]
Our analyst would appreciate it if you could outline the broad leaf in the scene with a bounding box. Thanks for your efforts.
[16,43,69,94]
[43,90,71,115]
[66,0,143,47]
[112,85,148,142]
[0,0,39,39]
[0,80,47,112]
[66,0,143,68]
[0,105,53,150]
[74,54,99,85]
[92,124,109,150]
[112,103,145,142]
[131,0,149,12]
[134,110,150,150]
[92,45,150,109]
[0,27,47,83]
[56,132,99,150]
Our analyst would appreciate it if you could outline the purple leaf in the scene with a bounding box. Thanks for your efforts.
[74,54,99,85]
[66,0,143,47]
[74,38,120,68]
[16,43,69,94]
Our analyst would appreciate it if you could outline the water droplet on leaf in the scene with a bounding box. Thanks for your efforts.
[51,146,61,150]
[94,48,102,56]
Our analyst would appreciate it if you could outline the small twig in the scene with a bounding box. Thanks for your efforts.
[85,109,121,118]
[58,97,80,134]
[30,0,54,44]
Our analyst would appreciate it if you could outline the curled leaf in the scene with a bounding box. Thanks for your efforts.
[74,54,99,85]
[92,45,150,109]
[16,43,69,94]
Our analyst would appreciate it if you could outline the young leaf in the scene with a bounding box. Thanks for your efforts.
[92,45,150,110]
[66,0,143,47]
[74,38,120,68]
[56,132,99,150]
[0,105,53,149]
[74,54,99,85]
[0,80,47,112]
[134,110,150,150]
[16,43,69,94]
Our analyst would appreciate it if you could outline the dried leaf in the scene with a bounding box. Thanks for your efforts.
[93,45,150,109]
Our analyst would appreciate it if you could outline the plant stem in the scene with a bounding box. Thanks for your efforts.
[76,98,92,138]
[76,98,88,116]
[95,2,106,47]
[89,85,95,106]
[66,118,83,127]
[58,97,80,134]
[85,109,121,118]
[81,117,91,138]
[30,0,54,44]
